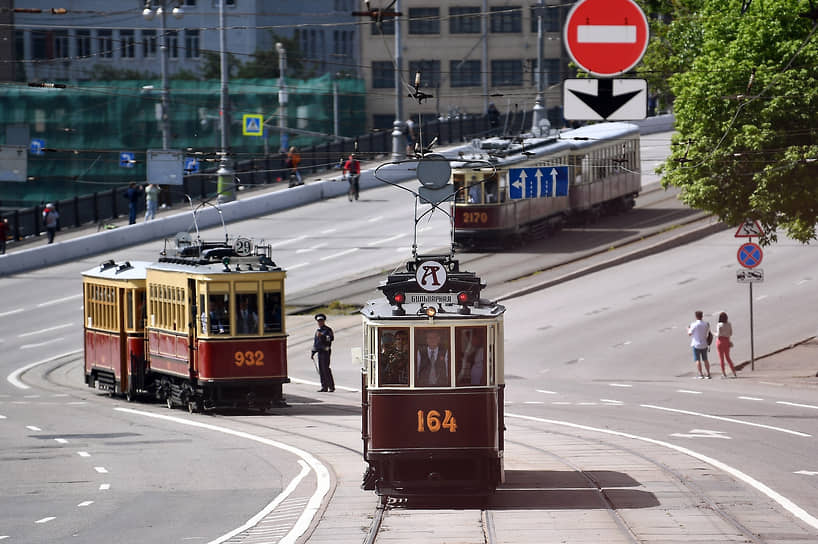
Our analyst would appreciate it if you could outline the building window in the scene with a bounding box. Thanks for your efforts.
[529,58,560,87]
[333,30,353,58]
[76,30,91,58]
[296,28,326,73]
[185,29,200,58]
[97,30,113,59]
[491,59,523,86]
[167,30,179,58]
[142,30,156,57]
[373,114,395,130]
[15,30,24,61]
[490,6,522,33]
[450,7,481,34]
[372,61,395,88]
[120,30,135,58]
[408,8,440,34]
[54,30,70,59]
[408,60,440,88]
[530,4,563,33]
[370,17,395,35]
[450,60,481,87]
[31,30,48,60]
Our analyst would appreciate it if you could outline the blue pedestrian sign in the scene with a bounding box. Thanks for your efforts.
[508,166,569,199]
[184,157,199,173]
[737,242,763,269]
[120,151,135,168]
[242,114,264,136]
[30,139,45,155]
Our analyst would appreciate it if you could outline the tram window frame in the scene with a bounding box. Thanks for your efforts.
[205,292,230,335]
[454,325,487,386]
[377,327,411,387]
[126,290,134,330]
[414,327,452,388]
[262,290,283,334]
[234,284,260,336]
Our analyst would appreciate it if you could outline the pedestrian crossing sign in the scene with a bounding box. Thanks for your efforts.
[242,114,264,136]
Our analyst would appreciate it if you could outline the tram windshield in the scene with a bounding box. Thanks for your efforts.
[263,291,283,333]
[206,293,230,335]
[235,293,259,335]
[378,328,410,386]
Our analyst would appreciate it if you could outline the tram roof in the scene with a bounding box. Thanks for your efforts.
[82,260,150,281]
[559,122,640,150]
[147,258,284,276]
[361,299,505,321]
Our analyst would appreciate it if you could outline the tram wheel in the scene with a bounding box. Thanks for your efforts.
[166,396,174,409]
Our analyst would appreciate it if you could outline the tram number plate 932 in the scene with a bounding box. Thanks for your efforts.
[234,350,264,367]
[417,409,458,433]
[461,211,488,225]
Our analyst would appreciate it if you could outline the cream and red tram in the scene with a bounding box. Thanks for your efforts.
[452,122,641,247]
[83,236,288,411]
[360,256,505,497]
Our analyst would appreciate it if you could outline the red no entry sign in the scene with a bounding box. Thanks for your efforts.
[737,242,763,269]
[564,0,650,77]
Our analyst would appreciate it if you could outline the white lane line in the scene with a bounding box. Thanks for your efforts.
[507,412,818,531]
[0,415,6,419]
[26,426,41,431]
[35,517,56,524]
[739,396,764,401]
[54,438,67,444]
[600,399,624,405]
[77,451,90,458]
[367,233,405,246]
[295,243,327,254]
[36,294,81,307]
[536,389,558,395]
[18,323,73,337]
[367,215,383,223]
[524,401,545,405]
[286,262,309,271]
[319,248,359,261]
[777,401,818,410]
[0,308,24,318]
[677,389,703,395]
[99,484,110,491]
[319,228,337,234]
[288,377,359,392]
[267,235,307,249]
[8,351,82,390]
[94,467,108,474]
[77,501,94,507]
[21,337,66,350]
[641,404,811,437]
[794,470,818,476]
[115,407,331,544]
[609,383,632,388]
[552,401,571,405]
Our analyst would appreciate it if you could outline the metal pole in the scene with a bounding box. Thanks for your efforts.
[333,81,339,137]
[530,0,546,134]
[481,0,489,115]
[216,0,234,202]
[391,0,406,160]
[276,42,288,152]
[749,282,755,370]
[159,2,170,150]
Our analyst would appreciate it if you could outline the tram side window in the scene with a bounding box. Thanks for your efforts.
[378,328,410,386]
[415,327,451,387]
[235,293,259,335]
[455,326,487,386]
[467,182,482,203]
[263,291,282,333]
[485,175,498,203]
[207,293,230,334]
[453,173,466,203]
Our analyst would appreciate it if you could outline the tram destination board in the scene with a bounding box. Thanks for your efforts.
[406,292,457,304]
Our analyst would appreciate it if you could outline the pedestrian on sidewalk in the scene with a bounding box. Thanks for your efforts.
[0,217,9,254]
[124,182,141,224]
[144,183,160,221]
[716,311,738,378]
[687,310,712,379]
[42,203,59,244]
[311,313,335,392]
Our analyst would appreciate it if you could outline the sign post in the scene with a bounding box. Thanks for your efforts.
[736,221,765,370]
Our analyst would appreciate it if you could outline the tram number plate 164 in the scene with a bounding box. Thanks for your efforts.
[417,409,458,433]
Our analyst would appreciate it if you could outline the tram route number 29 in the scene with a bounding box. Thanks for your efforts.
[417,409,458,433]
[234,350,264,367]
[461,211,489,225]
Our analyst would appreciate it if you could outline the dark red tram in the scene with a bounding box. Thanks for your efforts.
[82,236,288,411]
[360,255,506,497]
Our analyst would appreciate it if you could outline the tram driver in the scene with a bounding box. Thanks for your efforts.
[380,329,409,386]
[206,295,229,335]
[416,328,450,387]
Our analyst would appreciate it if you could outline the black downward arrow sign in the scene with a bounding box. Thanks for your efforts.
[568,79,641,119]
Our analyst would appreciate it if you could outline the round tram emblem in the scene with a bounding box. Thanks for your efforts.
[233,237,253,257]
[415,260,447,292]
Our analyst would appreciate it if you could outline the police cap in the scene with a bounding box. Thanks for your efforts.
[315,313,327,322]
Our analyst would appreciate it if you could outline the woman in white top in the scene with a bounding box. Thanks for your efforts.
[716,312,737,378]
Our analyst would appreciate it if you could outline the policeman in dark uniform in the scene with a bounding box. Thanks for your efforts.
[311,314,335,392]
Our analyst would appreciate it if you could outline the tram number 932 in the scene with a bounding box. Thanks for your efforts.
[417,409,458,433]
[234,350,264,367]
[461,211,489,225]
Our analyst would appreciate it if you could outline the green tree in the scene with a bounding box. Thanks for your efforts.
[641,0,818,244]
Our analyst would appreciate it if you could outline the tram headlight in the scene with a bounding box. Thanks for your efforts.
[425,306,437,318]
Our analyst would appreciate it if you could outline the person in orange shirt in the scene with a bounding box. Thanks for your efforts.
[286,146,302,184]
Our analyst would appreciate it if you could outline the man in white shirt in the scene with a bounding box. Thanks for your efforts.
[687,310,711,379]
[417,329,449,387]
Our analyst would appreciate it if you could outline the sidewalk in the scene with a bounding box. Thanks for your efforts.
[735,336,818,388]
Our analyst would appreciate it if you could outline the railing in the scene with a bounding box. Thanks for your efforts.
[1,112,518,247]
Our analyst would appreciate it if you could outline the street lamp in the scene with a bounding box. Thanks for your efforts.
[142,0,183,150]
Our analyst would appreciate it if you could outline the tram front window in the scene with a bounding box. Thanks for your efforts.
[235,294,259,335]
[263,291,282,333]
[455,326,487,386]
[378,328,409,386]
[415,328,451,387]
[207,294,230,334]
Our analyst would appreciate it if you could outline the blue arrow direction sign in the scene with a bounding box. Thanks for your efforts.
[120,151,135,168]
[184,157,199,173]
[541,166,569,196]
[30,139,45,155]
[510,167,569,199]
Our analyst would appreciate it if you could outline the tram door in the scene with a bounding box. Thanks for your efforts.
[187,279,198,375]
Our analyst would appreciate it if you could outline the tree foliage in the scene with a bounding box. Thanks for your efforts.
[639,0,818,244]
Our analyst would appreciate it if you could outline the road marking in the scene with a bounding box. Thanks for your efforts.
[676,389,703,395]
[94,467,108,474]
[286,262,309,270]
[36,294,81,307]
[54,438,67,444]
[777,401,818,410]
[267,235,306,248]
[641,404,811,437]
[738,396,764,401]
[35,517,56,524]
[78,451,90,457]
[319,248,359,261]
[536,389,558,395]
[0,415,5,419]
[507,412,818,531]
[367,233,405,246]
[609,383,632,388]
[99,484,110,491]
[18,323,73,337]
[77,501,94,507]
[552,401,571,405]
[670,429,731,439]
[26,426,41,431]
[600,399,624,405]
[319,228,337,234]
[295,243,327,254]
[21,337,66,350]
[524,401,544,405]
[115,407,331,544]
[367,215,383,223]
[794,470,818,476]
[0,308,24,318]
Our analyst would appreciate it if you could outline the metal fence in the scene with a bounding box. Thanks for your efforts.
[1,111,530,247]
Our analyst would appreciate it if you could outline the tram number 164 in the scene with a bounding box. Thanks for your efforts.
[417,409,458,433]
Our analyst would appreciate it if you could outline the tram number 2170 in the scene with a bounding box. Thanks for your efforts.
[417,409,458,433]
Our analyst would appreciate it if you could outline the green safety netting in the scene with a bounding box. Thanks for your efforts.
[0,74,365,207]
